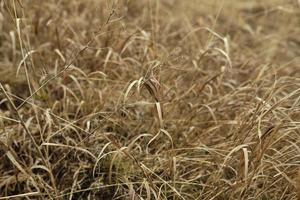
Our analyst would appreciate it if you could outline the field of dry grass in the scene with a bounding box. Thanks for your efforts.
[0,0,300,199]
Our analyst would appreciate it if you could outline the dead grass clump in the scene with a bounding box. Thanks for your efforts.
[0,0,299,199]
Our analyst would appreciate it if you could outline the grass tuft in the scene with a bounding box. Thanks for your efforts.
[0,0,299,199]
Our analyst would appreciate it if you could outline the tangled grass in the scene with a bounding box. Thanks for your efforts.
[0,0,300,199]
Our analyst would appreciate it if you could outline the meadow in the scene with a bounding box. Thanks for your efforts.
[0,0,300,199]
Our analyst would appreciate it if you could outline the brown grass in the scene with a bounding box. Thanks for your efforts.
[0,0,300,199]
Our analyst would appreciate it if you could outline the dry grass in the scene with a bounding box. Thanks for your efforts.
[0,0,300,199]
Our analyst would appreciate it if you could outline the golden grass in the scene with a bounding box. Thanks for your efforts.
[0,0,299,199]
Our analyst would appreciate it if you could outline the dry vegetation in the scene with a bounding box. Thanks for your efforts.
[0,0,300,199]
